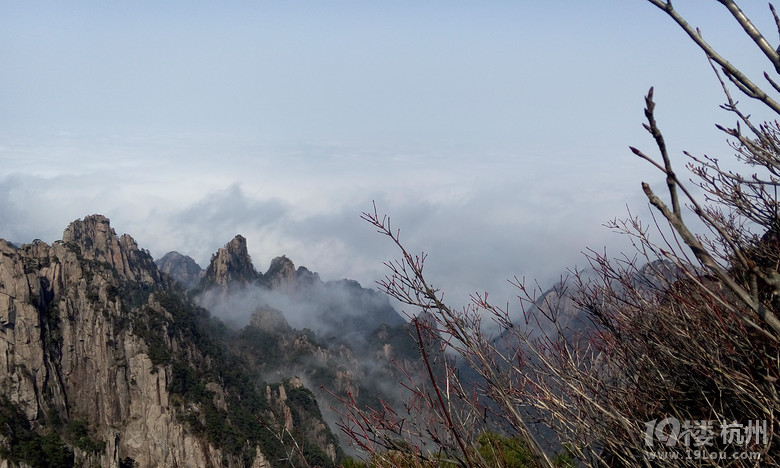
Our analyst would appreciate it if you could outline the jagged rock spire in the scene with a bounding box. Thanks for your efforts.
[200,235,258,292]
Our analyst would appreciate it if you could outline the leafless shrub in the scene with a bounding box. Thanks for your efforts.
[334,2,780,467]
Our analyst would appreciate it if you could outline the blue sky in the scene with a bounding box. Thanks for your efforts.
[1,1,774,308]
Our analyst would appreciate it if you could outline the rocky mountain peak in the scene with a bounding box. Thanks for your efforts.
[265,255,296,292]
[267,254,294,273]
[200,234,257,292]
[61,214,160,284]
[295,265,321,288]
[156,251,204,289]
[226,234,248,254]
[62,214,119,259]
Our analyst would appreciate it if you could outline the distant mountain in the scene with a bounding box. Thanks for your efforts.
[494,260,680,351]
[155,251,204,289]
[484,260,684,454]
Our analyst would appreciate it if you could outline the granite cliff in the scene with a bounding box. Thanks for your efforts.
[0,215,339,468]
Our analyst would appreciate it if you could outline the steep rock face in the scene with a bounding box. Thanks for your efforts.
[236,303,427,457]
[61,214,161,285]
[155,251,204,289]
[264,256,296,293]
[0,216,279,467]
[198,235,257,293]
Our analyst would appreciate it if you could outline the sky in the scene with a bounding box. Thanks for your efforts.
[1,1,777,310]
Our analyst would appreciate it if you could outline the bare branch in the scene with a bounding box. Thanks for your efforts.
[643,87,681,218]
[717,0,780,73]
[646,0,780,114]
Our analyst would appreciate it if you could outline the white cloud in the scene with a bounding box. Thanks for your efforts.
[0,0,761,311]
[0,133,657,309]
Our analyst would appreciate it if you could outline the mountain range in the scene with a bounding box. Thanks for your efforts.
[0,215,424,468]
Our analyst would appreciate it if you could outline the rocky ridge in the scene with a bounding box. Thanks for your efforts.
[192,237,404,339]
[190,235,427,453]
[0,215,339,468]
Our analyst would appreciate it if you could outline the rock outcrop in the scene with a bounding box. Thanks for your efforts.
[263,257,322,296]
[264,256,297,293]
[199,235,257,293]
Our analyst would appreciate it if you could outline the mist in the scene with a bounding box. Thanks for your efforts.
[194,271,404,343]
